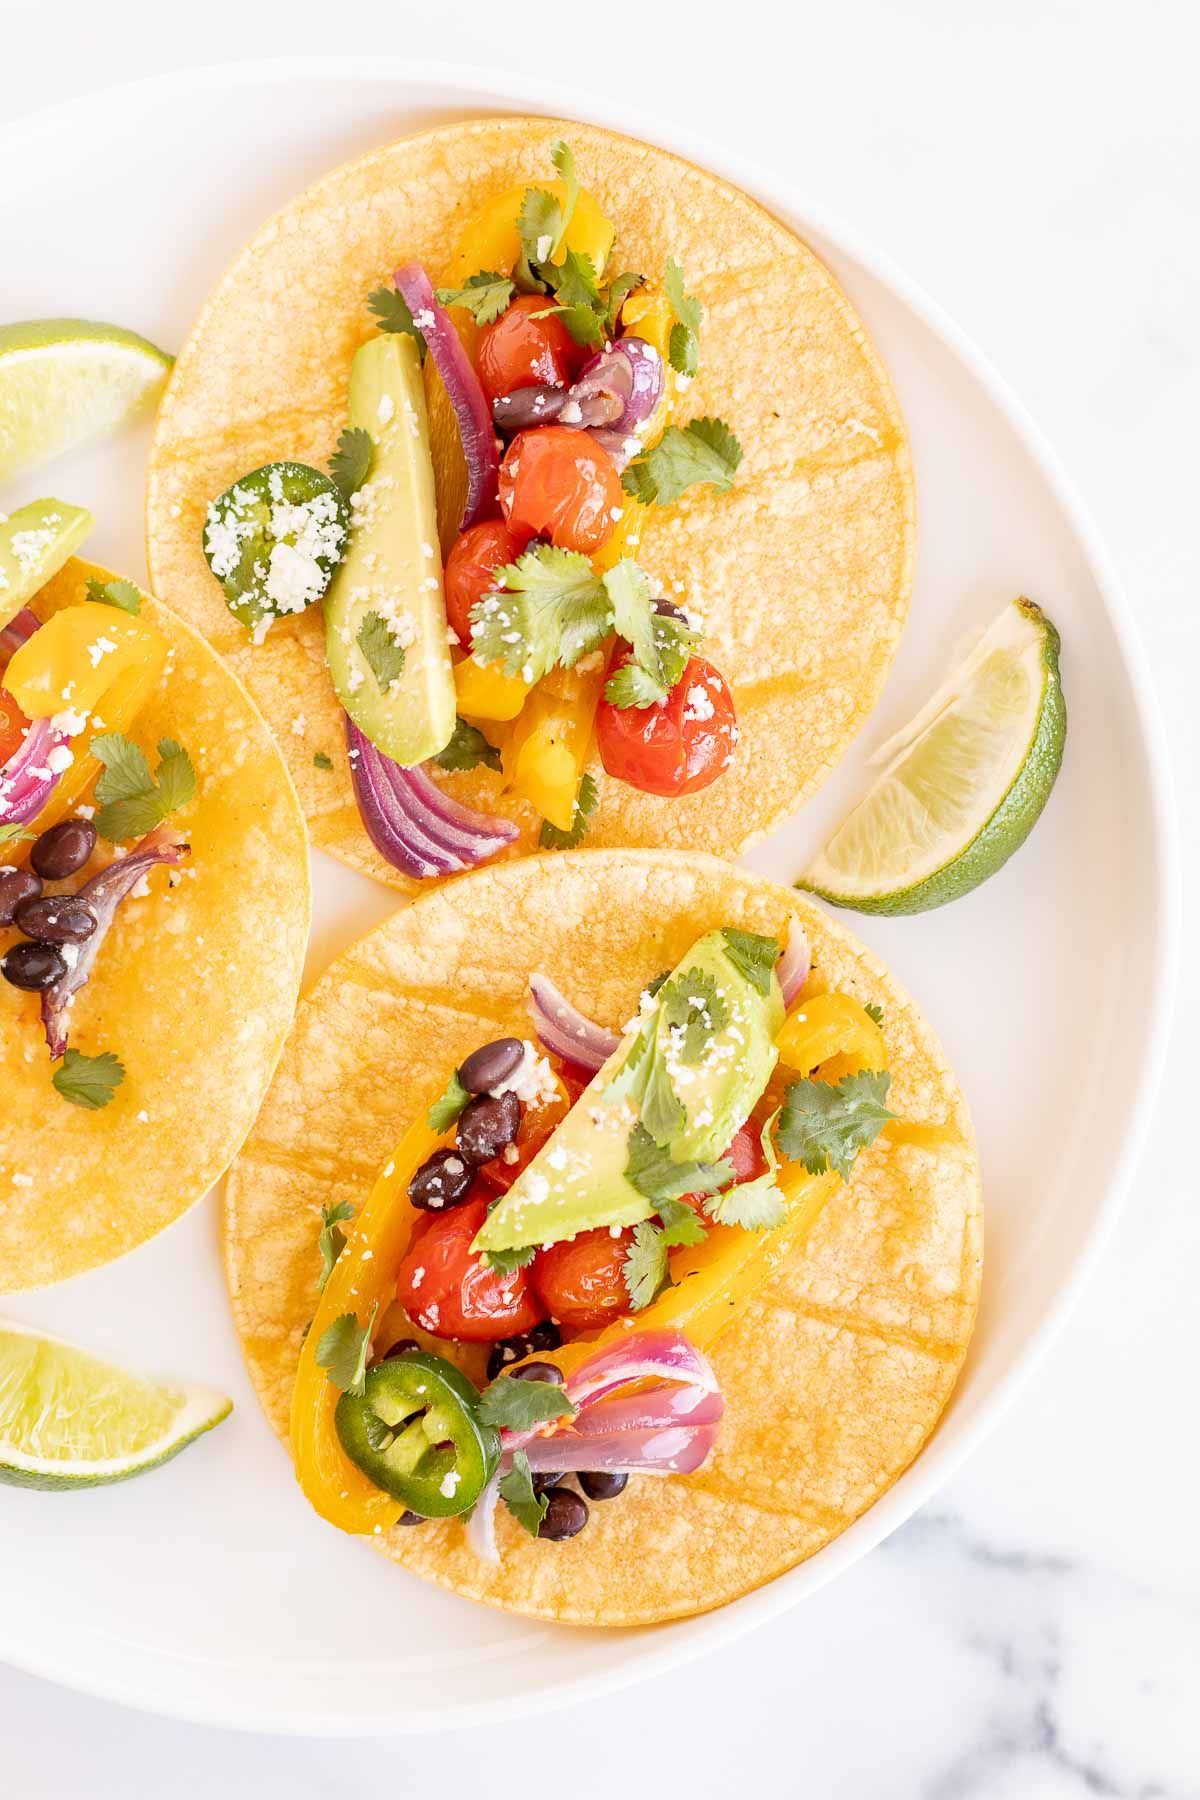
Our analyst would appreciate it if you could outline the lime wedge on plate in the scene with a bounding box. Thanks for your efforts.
[0,1319,230,1490]
[801,598,1066,914]
[0,318,172,483]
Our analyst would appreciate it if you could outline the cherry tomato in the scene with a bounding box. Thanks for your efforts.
[596,653,738,797]
[0,687,31,765]
[476,295,583,407]
[677,1120,768,1216]
[443,520,524,648]
[499,427,623,555]
[478,1075,571,1195]
[533,1227,635,1332]
[395,1192,545,1342]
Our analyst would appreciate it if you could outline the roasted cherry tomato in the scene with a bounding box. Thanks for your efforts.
[396,1192,545,1342]
[533,1227,635,1332]
[499,427,623,555]
[677,1120,768,1216]
[596,653,738,797]
[443,520,524,648]
[0,687,31,765]
[476,294,583,407]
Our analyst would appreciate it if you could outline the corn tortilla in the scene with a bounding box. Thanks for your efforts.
[0,558,309,1292]
[225,851,980,1624]
[146,117,916,894]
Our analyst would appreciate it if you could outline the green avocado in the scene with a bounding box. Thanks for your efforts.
[323,335,455,765]
[471,930,783,1256]
[0,498,93,625]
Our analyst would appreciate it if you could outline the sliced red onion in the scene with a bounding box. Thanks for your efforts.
[521,1423,720,1477]
[567,337,663,470]
[0,607,41,664]
[393,262,499,530]
[346,717,517,879]
[42,824,189,1057]
[777,926,811,1008]
[527,971,620,1073]
[572,1383,724,1435]
[564,1330,721,1412]
[0,717,70,828]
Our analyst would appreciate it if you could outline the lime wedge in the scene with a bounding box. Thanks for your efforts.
[0,1320,230,1490]
[801,598,1066,914]
[0,498,93,626]
[0,319,172,483]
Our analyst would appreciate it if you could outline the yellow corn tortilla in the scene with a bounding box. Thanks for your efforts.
[0,558,309,1292]
[225,851,980,1625]
[146,117,916,894]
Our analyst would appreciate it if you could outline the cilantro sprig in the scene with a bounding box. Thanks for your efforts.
[428,1069,470,1132]
[367,286,426,362]
[499,1450,547,1536]
[434,271,516,325]
[51,1048,125,1111]
[0,823,34,849]
[704,1113,786,1230]
[624,1122,733,1205]
[478,1376,576,1433]
[85,577,142,615]
[663,257,702,377]
[659,968,730,1064]
[315,1302,378,1396]
[539,772,598,851]
[469,545,610,683]
[720,928,780,997]
[435,717,502,774]
[602,563,697,709]
[328,427,373,501]
[776,1069,894,1180]
[356,612,406,691]
[623,417,743,508]
[316,1200,353,1293]
[623,1198,707,1311]
[93,733,195,843]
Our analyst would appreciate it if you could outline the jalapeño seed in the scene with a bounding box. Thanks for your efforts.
[458,1037,525,1094]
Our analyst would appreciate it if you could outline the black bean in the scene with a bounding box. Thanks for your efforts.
[0,868,42,927]
[30,818,96,881]
[13,896,96,944]
[382,1338,420,1361]
[513,1360,563,1385]
[538,1487,589,1540]
[531,1470,561,1497]
[578,1471,628,1501]
[456,1090,521,1164]
[1,941,66,991]
[459,1037,525,1095]
[492,384,566,435]
[485,1320,562,1381]
[408,1147,474,1211]
[653,597,688,623]
[396,1510,428,1527]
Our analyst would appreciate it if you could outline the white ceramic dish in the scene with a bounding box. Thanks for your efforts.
[0,58,1177,1734]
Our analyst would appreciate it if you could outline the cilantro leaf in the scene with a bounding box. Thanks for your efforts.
[602,563,697,708]
[428,1069,470,1132]
[659,968,730,1063]
[639,1042,685,1147]
[499,1450,547,1536]
[604,271,645,332]
[0,823,34,848]
[624,1123,733,1204]
[481,1244,537,1275]
[865,1002,885,1026]
[777,1069,895,1181]
[85,577,142,615]
[357,611,406,691]
[669,322,699,378]
[317,1200,353,1293]
[328,426,374,501]
[470,545,608,683]
[600,1009,657,1111]
[544,247,601,312]
[435,271,516,326]
[313,751,333,771]
[663,257,702,377]
[93,732,196,842]
[533,302,604,349]
[602,661,672,710]
[435,717,502,773]
[367,285,427,362]
[478,1375,576,1432]
[623,1221,673,1311]
[549,139,580,257]
[518,187,563,271]
[315,1303,377,1396]
[720,928,780,997]
[653,1196,708,1248]
[538,771,598,851]
[51,1047,125,1110]
[704,1112,786,1230]
[622,417,743,507]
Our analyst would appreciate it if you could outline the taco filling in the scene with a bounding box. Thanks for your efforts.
[294,920,906,1556]
[200,141,743,877]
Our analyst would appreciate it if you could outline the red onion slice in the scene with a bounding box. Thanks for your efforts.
[572,1384,724,1435]
[521,1423,720,1478]
[42,823,189,1057]
[393,262,499,531]
[0,717,70,828]
[777,926,811,1008]
[566,337,663,471]
[346,719,517,879]
[0,607,41,664]
[527,971,620,1073]
[565,1330,722,1412]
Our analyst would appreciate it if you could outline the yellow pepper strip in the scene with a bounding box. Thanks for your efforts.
[5,603,165,723]
[776,991,887,1080]
[445,181,615,295]
[504,666,601,831]
[453,656,532,722]
[593,287,677,573]
[291,1111,453,1535]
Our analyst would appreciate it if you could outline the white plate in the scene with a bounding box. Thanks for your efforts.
[0,58,1177,1735]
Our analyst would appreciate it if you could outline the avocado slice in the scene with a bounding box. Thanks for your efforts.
[0,499,93,628]
[472,931,783,1256]
[323,335,455,765]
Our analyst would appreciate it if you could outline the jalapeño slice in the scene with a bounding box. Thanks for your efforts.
[334,1350,499,1519]
[202,461,349,632]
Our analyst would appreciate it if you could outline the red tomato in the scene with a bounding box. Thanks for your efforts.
[596,653,738,797]
[499,427,623,555]
[395,1193,545,1342]
[0,687,31,765]
[533,1227,635,1332]
[476,295,582,407]
[443,520,523,648]
[677,1121,767,1216]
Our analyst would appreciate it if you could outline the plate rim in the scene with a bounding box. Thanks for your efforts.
[0,51,1180,1735]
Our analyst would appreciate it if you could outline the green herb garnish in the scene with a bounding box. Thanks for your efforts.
[470,545,609,683]
[539,772,598,851]
[367,286,426,362]
[659,968,730,1063]
[624,1122,733,1205]
[663,257,701,377]
[356,611,406,691]
[435,718,502,774]
[478,1376,576,1433]
[622,417,743,508]
[434,271,516,326]
[865,1002,885,1026]
[85,577,142,615]
[313,751,333,771]
[93,733,195,842]
[428,1069,471,1133]
[328,426,373,500]
[51,1048,125,1111]
[315,1303,377,1396]
[317,1200,354,1293]
[720,928,780,997]
[498,1450,547,1536]
[776,1069,894,1180]
[704,1113,786,1230]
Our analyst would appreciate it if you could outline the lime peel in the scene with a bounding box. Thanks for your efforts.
[0,318,173,483]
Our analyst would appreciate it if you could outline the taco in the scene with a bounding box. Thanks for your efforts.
[225,851,980,1624]
[0,500,309,1292]
[146,117,914,894]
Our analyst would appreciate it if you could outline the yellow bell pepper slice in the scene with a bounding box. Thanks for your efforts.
[453,656,532,722]
[445,181,614,292]
[291,1111,452,1536]
[505,667,601,830]
[776,991,887,1080]
[4,603,165,722]
[593,287,678,572]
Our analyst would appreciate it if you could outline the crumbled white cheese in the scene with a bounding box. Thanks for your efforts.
[488,1041,558,1106]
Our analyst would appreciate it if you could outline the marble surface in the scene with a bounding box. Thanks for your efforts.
[1,0,1197,1792]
